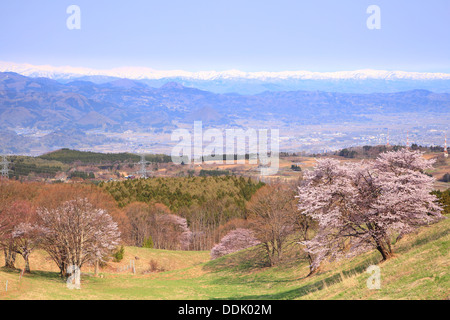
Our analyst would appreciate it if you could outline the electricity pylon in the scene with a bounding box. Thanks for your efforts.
[0,155,10,179]
[137,154,151,178]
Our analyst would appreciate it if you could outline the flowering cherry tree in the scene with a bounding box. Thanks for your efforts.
[155,213,193,250]
[170,214,193,251]
[12,222,46,273]
[39,198,121,278]
[1,200,46,273]
[1,200,37,269]
[297,149,443,272]
[210,228,260,260]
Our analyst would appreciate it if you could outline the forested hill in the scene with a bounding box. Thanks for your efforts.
[39,148,171,164]
[100,176,264,212]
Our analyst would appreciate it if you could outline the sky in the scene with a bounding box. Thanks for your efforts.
[0,0,449,72]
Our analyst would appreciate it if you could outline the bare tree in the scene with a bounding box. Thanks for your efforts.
[247,183,298,266]
[125,202,155,247]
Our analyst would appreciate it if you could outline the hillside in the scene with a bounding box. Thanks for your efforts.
[1,215,448,300]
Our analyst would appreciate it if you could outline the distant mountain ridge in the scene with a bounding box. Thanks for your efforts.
[2,61,450,94]
[1,71,449,131]
[0,71,449,154]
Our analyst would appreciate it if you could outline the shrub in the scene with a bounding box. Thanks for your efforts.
[112,245,125,262]
[142,236,154,248]
[432,189,450,215]
[143,259,165,274]
[440,173,450,183]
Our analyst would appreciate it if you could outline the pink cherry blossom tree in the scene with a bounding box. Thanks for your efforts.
[210,228,260,260]
[1,200,35,269]
[297,149,443,273]
[171,214,193,251]
[38,198,121,278]
[12,222,46,273]
[1,200,46,273]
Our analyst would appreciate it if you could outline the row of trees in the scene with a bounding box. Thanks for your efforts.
[0,182,121,277]
[39,148,171,164]
[125,199,253,251]
[101,175,263,210]
[211,149,445,275]
[1,175,263,274]
[102,176,264,250]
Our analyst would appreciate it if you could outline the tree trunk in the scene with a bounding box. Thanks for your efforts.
[264,243,274,266]
[307,268,319,277]
[24,254,31,273]
[3,247,16,269]
[60,261,68,279]
[94,260,99,277]
[376,238,393,261]
[306,254,318,277]
[276,239,283,263]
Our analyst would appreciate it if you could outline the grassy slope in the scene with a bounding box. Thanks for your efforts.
[0,218,449,300]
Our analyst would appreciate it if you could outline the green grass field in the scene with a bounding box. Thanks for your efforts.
[1,217,449,300]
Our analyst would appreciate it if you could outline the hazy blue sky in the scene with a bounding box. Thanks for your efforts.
[0,0,449,72]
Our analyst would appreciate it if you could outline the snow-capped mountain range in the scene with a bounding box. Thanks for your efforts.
[1,61,450,94]
[1,61,450,81]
